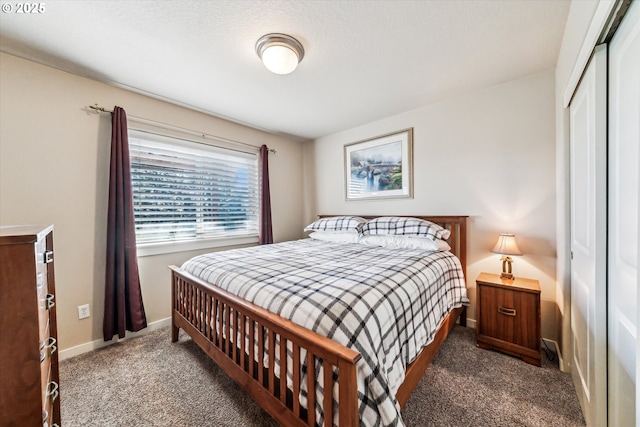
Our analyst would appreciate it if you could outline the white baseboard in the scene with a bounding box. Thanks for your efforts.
[464,318,477,329]
[59,317,172,361]
[542,337,565,370]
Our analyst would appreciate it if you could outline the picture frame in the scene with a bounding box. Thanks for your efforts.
[344,128,413,201]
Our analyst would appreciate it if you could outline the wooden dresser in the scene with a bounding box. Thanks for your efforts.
[0,225,61,426]
[476,272,541,366]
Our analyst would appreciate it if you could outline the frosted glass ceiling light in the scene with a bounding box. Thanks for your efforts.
[256,33,304,75]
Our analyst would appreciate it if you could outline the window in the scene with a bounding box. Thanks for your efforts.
[128,129,259,252]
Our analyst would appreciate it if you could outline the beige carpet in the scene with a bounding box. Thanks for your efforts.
[60,325,585,426]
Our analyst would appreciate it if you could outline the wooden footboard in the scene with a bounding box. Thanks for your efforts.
[170,266,361,427]
[170,215,468,426]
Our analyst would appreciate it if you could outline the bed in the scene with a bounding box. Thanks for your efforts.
[170,215,469,426]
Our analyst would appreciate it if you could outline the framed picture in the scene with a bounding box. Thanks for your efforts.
[344,128,413,201]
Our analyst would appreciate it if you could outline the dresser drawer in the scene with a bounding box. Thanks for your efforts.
[43,378,58,427]
[37,245,55,346]
[38,290,54,343]
[35,237,48,292]
[40,327,55,402]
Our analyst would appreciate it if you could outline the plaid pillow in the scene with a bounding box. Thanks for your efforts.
[361,216,450,241]
[304,216,367,233]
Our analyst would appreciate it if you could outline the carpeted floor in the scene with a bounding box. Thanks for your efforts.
[60,326,585,426]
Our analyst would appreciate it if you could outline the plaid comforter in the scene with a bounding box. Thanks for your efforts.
[182,238,469,427]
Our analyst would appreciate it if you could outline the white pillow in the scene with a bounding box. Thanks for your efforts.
[359,235,451,252]
[308,231,361,244]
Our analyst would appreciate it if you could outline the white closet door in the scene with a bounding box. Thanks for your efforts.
[608,1,640,426]
[569,44,608,427]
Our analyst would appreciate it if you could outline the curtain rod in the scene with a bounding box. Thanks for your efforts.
[88,104,275,154]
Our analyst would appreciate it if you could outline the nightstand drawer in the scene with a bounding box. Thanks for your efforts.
[477,285,539,350]
[475,272,541,366]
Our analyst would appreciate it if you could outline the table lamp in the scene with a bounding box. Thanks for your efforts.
[491,233,522,280]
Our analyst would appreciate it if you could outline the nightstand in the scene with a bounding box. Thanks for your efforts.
[476,272,541,366]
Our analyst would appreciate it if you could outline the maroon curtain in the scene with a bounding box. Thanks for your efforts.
[103,106,147,341]
[259,145,273,244]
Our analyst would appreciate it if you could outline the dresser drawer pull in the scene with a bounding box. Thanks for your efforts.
[46,293,55,309]
[46,381,59,402]
[40,337,57,358]
[44,250,54,264]
[497,306,517,316]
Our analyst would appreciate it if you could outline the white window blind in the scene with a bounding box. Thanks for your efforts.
[128,130,259,246]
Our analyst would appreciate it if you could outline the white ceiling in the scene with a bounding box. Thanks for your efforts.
[0,0,570,141]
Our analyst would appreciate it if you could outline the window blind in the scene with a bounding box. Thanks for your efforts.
[128,130,259,245]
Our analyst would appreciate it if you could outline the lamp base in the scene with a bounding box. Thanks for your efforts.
[500,256,514,280]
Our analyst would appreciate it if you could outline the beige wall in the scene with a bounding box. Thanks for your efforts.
[0,53,305,351]
[305,70,558,340]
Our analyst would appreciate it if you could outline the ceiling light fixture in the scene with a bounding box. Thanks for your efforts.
[256,33,305,75]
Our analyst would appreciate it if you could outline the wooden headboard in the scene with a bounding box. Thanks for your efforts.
[318,215,468,279]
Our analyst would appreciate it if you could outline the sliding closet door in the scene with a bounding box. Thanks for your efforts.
[569,44,607,427]
[608,1,640,425]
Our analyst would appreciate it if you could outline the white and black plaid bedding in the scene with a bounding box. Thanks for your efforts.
[361,216,451,241]
[304,215,367,232]
[181,238,469,427]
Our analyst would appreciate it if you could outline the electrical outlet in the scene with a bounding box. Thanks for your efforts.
[78,304,90,320]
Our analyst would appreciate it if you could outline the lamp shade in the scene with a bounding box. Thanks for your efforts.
[491,233,522,256]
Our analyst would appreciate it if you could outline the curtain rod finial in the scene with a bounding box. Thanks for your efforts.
[89,104,113,114]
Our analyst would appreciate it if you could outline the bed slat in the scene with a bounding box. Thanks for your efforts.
[249,319,255,378]
[292,343,301,416]
[307,352,316,426]
[258,325,265,386]
[323,359,333,426]
[240,313,246,369]
[280,336,287,403]
[268,329,276,394]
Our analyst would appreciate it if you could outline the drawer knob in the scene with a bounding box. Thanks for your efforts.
[46,293,55,309]
[497,306,517,316]
[46,381,59,402]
